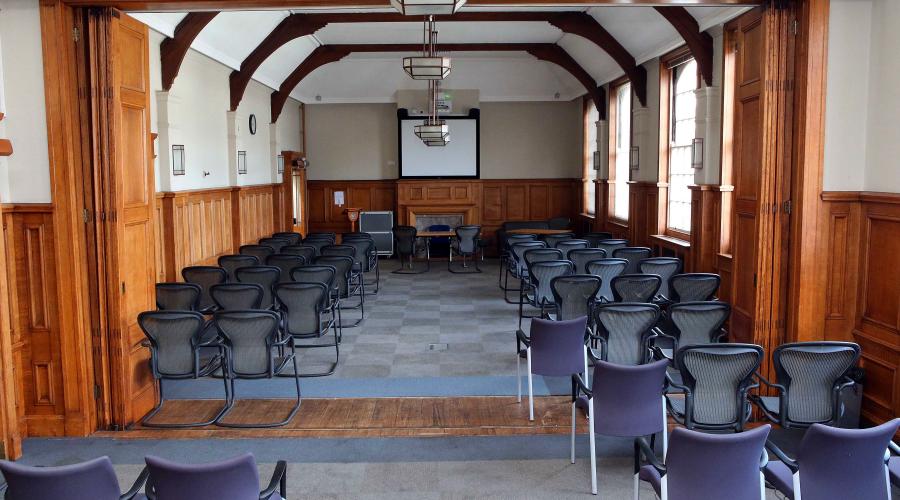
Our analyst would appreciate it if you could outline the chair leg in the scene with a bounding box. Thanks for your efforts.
[633,472,640,500]
[570,402,576,464]
[516,354,522,403]
[141,374,229,429]
[589,397,597,495]
[661,396,668,455]
[527,348,534,421]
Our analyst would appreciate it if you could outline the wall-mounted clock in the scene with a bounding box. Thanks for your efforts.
[249,114,257,135]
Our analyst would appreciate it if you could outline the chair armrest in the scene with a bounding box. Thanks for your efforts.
[665,372,690,394]
[586,347,602,363]
[120,466,149,500]
[515,329,531,348]
[573,374,592,399]
[650,345,672,362]
[635,436,666,475]
[765,440,799,473]
[259,460,287,500]
[890,441,900,456]
[715,327,728,342]
[754,372,785,393]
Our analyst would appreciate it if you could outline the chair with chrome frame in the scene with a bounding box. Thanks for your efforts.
[518,257,572,330]
[214,310,300,428]
[503,241,546,303]
[567,248,607,274]
[275,282,339,377]
[315,255,364,328]
[181,266,227,314]
[138,311,227,428]
[499,233,538,289]
[0,457,149,500]
[292,265,342,342]
[449,224,483,273]
[586,258,628,303]
[144,453,288,500]
[155,282,201,311]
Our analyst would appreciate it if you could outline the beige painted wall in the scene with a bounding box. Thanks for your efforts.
[304,100,582,180]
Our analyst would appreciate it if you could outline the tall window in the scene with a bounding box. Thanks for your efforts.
[666,59,698,234]
[612,82,631,221]
[584,99,600,215]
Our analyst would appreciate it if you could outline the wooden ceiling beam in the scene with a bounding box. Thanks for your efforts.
[654,6,714,86]
[270,43,606,122]
[160,11,218,90]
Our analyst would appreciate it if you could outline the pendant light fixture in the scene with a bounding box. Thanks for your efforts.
[391,0,466,16]
[403,16,451,80]
[415,80,450,147]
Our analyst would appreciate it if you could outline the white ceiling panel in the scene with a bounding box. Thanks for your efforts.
[686,6,752,31]
[255,36,321,91]
[129,12,187,37]
[557,33,620,85]
[316,21,562,45]
[191,11,288,70]
[587,7,681,65]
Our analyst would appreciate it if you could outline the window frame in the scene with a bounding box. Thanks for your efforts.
[608,77,632,224]
[582,96,600,216]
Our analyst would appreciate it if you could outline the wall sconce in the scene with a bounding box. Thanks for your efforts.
[237,150,247,175]
[172,144,185,176]
[277,155,284,175]
[593,151,601,171]
[691,137,704,169]
[629,146,640,170]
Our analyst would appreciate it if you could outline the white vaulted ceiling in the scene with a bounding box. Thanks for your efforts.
[131,6,748,104]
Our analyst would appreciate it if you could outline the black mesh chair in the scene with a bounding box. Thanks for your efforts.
[595,239,628,257]
[519,259,574,330]
[344,237,379,294]
[582,232,613,247]
[315,255,364,328]
[499,233,538,289]
[210,283,264,311]
[259,237,290,254]
[450,225,482,273]
[393,225,424,274]
[272,231,302,245]
[666,343,762,432]
[555,239,589,253]
[214,310,300,428]
[567,248,606,274]
[591,302,660,365]
[551,275,601,334]
[543,232,575,248]
[138,311,227,428]
[155,283,201,311]
[181,266,227,314]
[670,273,721,302]
[752,341,861,429]
[653,301,730,361]
[275,282,339,377]
[613,247,653,274]
[517,248,565,311]
[302,238,331,257]
[281,244,317,263]
[611,274,662,303]
[504,241,547,303]
[586,258,628,303]
[239,244,275,263]
[639,257,682,302]
[321,244,356,258]
[265,254,306,284]
[218,254,259,283]
[234,266,280,310]
[306,232,336,242]
[292,265,341,342]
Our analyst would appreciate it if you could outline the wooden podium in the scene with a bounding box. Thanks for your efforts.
[344,207,361,232]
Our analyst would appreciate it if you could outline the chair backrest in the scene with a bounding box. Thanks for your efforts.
[181,266,227,312]
[276,282,328,335]
[145,453,261,500]
[665,425,771,500]
[218,254,259,282]
[156,282,201,311]
[773,341,861,425]
[529,316,588,376]
[259,237,289,253]
[314,256,353,296]
[234,266,280,309]
[590,358,668,437]
[393,225,418,255]
[210,283,264,311]
[239,244,275,262]
[593,302,660,365]
[567,248,607,273]
[527,260,575,305]
[321,244,356,259]
[344,238,374,268]
[504,233,537,251]
[302,238,331,256]
[214,310,280,377]
[523,248,564,266]
[639,257,682,299]
[676,343,763,430]
[280,244,317,262]
[611,274,662,303]
[582,232,613,247]
[455,225,481,254]
[265,254,306,283]
[551,274,601,321]
[595,239,628,257]
[342,232,373,241]
[306,231,336,241]
[794,419,900,500]
[612,246,652,274]
[543,233,575,248]
[669,301,731,347]
[670,273,721,302]
[555,239,589,252]
[586,258,628,302]
[291,265,337,293]
[138,311,205,377]
[272,231,302,245]
[0,456,122,500]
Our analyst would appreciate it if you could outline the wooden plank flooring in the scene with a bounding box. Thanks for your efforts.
[98,396,589,439]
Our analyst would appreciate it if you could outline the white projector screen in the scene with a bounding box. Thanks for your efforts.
[398,112,480,178]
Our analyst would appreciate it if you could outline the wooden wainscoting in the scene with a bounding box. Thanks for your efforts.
[821,192,900,426]
[1,204,65,437]
[307,180,396,235]
[627,181,663,248]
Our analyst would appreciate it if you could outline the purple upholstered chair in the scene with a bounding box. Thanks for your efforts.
[144,453,286,500]
[574,358,669,495]
[763,419,900,500]
[636,424,770,500]
[0,456,148,500]
[517,316,588,421]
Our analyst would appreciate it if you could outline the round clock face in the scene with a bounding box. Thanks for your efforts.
[249,114,257,135]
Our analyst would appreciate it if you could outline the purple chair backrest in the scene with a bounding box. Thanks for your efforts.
[529,316,588,376]
[0,456,121,500]
[666,425,770,500]
[591,358,668,437]
[146,453,260,500]
[796,419,899,500]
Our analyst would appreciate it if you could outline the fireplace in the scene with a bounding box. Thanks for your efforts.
[414,213,464,232]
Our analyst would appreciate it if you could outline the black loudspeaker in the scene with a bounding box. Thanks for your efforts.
[359,211,394,255]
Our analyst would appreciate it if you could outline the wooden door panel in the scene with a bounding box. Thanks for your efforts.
[735,96,761,202]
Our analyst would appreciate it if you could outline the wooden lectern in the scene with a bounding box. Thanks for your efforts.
[344,208,361,232]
